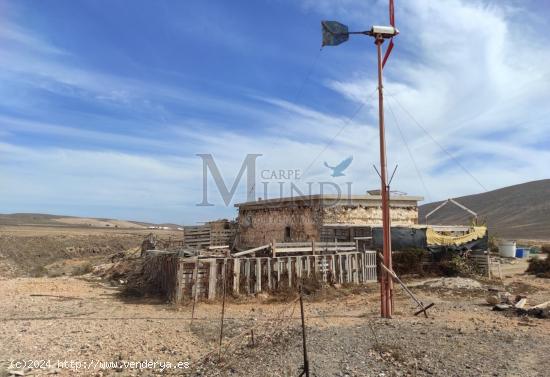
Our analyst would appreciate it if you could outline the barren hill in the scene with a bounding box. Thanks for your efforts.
[0,213,180,229]
[418,179,550,240]
[0,213,147,228]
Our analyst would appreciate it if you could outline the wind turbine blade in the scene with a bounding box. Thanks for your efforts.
[389,0,395,27]
[382,38,394,68]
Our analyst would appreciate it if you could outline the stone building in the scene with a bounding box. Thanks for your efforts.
[235,194,423,248]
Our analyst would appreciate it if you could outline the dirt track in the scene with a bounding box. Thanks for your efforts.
[0,272,548,376]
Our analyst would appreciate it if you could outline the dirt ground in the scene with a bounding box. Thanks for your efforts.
[0,272,549,376]
[1,226,549,376]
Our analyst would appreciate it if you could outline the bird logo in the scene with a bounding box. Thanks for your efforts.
[324,156,353,177]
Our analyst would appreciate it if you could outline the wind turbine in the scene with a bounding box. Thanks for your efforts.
[321,0,398,318]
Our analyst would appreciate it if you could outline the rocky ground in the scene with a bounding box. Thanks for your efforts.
[1,271,549,377]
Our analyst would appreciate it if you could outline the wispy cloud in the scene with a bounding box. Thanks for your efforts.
[1,0,549,223]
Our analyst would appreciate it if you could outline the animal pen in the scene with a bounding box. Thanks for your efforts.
[143,242,378,304]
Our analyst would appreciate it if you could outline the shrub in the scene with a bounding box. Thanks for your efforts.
[72,262,93,276]
[527,256,550,278]
[488,236,499,253]
[393,248,426,275]
[439,255,477,277]
[29,265,47,277]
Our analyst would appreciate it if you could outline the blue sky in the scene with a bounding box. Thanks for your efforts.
[1,0,550,224]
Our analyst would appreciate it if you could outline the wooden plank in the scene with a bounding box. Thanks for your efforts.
[275,242,312,247]
[277,258,281,285]
[274,247,313,254]
[233,258,240,294]
[321,255,328,282]
[255,258,262,293]
[267,258,272,290]
[331,255,336,283]
[288,257,292,287]
[338,255,343,284]
[208,259,217,300]
[246,258,251,294]
[233,244,270,257]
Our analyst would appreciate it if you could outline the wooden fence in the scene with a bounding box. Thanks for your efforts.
[145,249,377,304]
[182,225,236,249]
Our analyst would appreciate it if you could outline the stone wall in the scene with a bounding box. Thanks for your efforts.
[236,200,419,248]
[322,205,418,226]
[237,205,322,248]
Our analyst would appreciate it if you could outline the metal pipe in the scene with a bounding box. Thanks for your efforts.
[375,35,393,318]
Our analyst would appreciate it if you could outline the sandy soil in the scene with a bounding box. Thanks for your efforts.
[0,272,548,377]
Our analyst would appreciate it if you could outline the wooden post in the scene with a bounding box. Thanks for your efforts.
[314,256,319,275]
[255,258,262,293]
[306,256,311,277]
[311,240,316,255]
[362,252,367,283]
[346,254,353,283]
[267,258,272,290]
[338,255,343,284]
[288,257,292,288]
[246,258,251,294]
[176,259,184,305]
[322,256,327,282]
[233,258,240,294]
[331,255,336,283]
[277,258,281,286]
[191,258,200,306]
[208,259,217,300]
[272,239,276,258]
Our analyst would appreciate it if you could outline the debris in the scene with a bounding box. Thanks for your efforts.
[516,307,550,319]
[492,304,511,311]
[532,300,550,309]
[514,298,527,309]
[419,277,483,290]
[486,294,500,305]
[8,371,25,376]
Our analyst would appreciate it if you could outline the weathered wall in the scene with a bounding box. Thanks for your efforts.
[237,205,322,248]
[322,205,418,226]
[237,200,419,248]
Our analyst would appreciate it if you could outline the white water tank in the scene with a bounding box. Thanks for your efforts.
[499,240,516,258]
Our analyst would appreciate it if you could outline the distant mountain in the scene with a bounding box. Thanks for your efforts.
[418,179,550,240]
[0,213,180,229]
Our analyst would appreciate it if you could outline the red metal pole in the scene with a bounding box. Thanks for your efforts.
[375,36,393,318]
